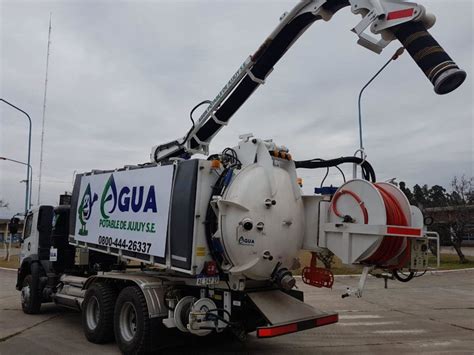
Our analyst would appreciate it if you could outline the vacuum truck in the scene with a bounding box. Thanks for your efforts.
[16,0,466,354]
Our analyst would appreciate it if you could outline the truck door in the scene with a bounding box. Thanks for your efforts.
[20,212,36,264]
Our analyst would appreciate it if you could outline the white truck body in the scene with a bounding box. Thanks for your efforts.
[14,0,464,353]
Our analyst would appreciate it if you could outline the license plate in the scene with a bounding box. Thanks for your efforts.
[196,275,219,286]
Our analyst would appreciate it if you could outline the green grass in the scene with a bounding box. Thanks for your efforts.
[428,253,474,270]
[297,251,473,275]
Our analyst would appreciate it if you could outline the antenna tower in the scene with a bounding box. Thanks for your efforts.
[37,13,52,205]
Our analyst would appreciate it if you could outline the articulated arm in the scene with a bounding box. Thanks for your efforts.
[152,0,466,163]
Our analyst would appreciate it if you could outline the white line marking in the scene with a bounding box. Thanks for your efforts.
[339,321,400,326]
[373,329,426,334]
[339,315,382,320]
[418,341,452,347]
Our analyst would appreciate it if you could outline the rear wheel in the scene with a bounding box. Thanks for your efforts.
[82,283,117,343]
[114,286,152,355]
[21,274,41,314]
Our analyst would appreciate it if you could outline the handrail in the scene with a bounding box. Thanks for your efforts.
[425,231,440,268]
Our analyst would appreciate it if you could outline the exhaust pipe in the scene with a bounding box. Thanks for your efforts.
[393,21,466,95]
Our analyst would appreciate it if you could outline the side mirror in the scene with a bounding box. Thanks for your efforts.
[37,205,54,234]
[8,217,20,234]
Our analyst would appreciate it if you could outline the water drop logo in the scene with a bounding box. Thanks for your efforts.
[78,183,98,236]
[100,174,118,219]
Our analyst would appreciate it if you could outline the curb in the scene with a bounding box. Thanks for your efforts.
[0,267,17,271]
[425,267,474,274]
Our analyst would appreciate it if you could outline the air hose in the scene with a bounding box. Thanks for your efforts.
[331,189,368,224]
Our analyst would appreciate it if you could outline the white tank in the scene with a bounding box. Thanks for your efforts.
[216,149,304,280]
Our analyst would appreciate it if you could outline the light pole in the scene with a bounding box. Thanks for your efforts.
[354,47,405,178]
[0,99,32,214]
[0,157,33,214]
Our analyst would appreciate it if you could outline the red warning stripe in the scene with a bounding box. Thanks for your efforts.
[316,314,339,327]
[387,8,414,20]
[257,314,339,338]
[386,226,422,237]
[257,323,298,338]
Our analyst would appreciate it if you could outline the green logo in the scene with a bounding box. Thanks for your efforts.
[100,175,117,219]
[78,183,98,236]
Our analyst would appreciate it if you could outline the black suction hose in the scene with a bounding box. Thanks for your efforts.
[295,156,376,183]
[393,21,466,95]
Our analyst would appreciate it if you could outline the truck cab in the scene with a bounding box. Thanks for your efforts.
[17,204,115,314]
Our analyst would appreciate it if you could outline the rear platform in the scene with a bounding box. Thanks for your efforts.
[248,290,338,338]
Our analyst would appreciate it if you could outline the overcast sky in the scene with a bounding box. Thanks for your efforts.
[1,0,472,218]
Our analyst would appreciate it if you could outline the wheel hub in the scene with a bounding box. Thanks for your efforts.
[120,302,138,342]
[21,285,31,306]
[86,296,100,330]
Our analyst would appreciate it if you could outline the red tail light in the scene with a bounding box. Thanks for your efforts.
[257,313,338,338]
[204,261,217,276]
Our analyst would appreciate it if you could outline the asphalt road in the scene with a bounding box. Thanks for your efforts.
[0,268,473,354]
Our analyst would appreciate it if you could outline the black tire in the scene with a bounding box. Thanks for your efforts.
[392,269,415,282]
[114,286,153,355]
[82,283,118,344]
[21,274,41,314]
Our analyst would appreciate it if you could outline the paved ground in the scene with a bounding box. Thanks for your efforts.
[0,268,473,354]
[0,246,20,258]
[0,248,21,256]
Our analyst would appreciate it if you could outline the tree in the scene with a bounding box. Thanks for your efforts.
[398,178,473,263]
[447,175,473,264]
[412,184,429,209]
[428,185,448,207]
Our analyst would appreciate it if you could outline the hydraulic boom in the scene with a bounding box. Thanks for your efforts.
[151,0,466,163]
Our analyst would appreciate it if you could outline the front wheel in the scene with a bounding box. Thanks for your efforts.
[21,274,41,314]
[114,286,151,355]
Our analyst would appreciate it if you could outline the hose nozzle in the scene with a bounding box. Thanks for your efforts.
[394,21,466,95]
[433,67,467,95]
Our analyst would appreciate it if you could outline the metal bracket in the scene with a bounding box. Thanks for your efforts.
[342,265,374,298]
[352,148,366,179]
[238,133,254,142]
[349,0,424,54]
[350,5,389,54]
[189,134,210,147]
[211,112,228,126]
[246,68,266,85]
[219,291,231,329]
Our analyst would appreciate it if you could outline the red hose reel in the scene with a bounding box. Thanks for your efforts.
[330,181,412,269]
[303,180,414,288]
[363,184,411,268]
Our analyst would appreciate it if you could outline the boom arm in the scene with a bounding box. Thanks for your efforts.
[152,0,466,163]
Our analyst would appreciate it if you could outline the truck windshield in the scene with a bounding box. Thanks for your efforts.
[23,214,33,239]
